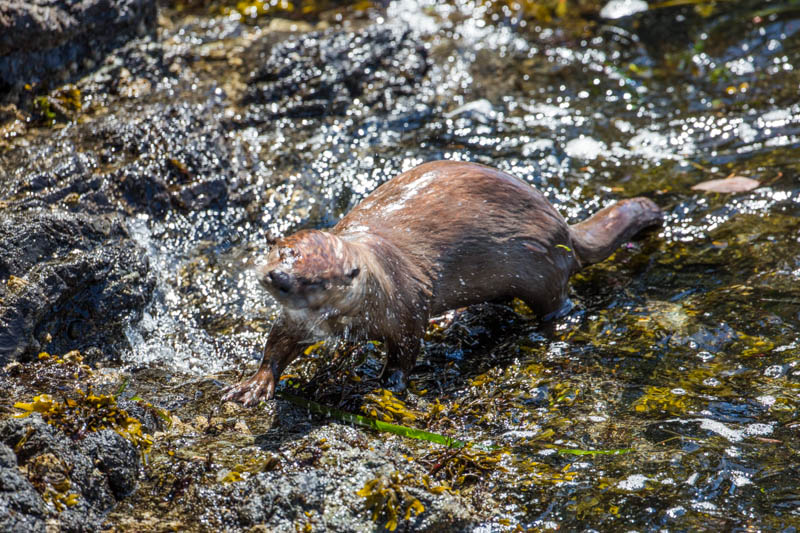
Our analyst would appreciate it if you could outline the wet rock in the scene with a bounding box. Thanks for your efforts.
[239,23,429,122]
[670,322,737,353]
[110,103,233,215]
[0,414,140,532]
[79,38,171,102]
[229,471,326,527]
[0,0,158,103]
[80,431,140,499]
[0,210,154,365]
[0,101,232,217]
[204,425,474,531]
[0,442,47,533]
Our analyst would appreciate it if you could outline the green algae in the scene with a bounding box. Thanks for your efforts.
[31,85,82,126]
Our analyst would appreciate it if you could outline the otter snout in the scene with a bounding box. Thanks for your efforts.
[268,270,293,294]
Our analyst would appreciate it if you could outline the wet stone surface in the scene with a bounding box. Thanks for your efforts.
[0,441,47,533]
[0,0,158,103]
[1,0,800,531]
[0,210,154,365]
[0,415,140,533]
[0,100,233,217]
[206,426,474,531]
[239,23,429,122]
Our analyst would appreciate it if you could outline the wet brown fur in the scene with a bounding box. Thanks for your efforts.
[223,161,662,405]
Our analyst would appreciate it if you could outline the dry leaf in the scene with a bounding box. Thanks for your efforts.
[691,176,760,194]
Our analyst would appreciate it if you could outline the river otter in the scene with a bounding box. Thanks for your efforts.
[223,161,662,405]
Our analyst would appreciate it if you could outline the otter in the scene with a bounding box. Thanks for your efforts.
[223,161,662,405]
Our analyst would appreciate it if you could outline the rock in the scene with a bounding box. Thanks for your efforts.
[0,0,158,103]
[0,101,232,218]
[110,99,233,214]
[80,39,170,102]
[0,415,140,532]
[117,399,168,436]
[185,425,475,531]
[80,431,140,499]
[0,442,47,533]
[0,210,154,365]
[239,24,429,123]
[231,471,327,528]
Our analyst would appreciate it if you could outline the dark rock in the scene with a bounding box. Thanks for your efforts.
[0,210,154,365]
[231,471,327,527]
[100,102,232,215]
[239,24,429,123]
[0,442,47,533]
[0,0,158,103]
[81,431,140,499]
[0,414,140,532]
[0,101,232,218]
[80,38,171,101]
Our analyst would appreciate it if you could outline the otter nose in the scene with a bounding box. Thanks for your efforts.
[268,270,293,293]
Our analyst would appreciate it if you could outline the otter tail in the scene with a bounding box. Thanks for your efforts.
[569,197,662,267]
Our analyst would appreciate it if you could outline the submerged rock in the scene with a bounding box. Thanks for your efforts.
[0,210,154,365]
[0,0,158,103]
[0,415,140,532]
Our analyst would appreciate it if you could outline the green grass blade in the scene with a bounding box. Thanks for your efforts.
[277,391,630,456]
[278,391,468,449]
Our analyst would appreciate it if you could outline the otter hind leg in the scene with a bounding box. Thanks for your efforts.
[514,275,572,321]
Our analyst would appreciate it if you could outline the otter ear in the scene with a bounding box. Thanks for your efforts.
[348,267,360,279]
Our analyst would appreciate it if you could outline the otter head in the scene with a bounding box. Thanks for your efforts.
[258,230,362,318]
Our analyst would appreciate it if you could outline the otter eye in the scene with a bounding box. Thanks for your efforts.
[348,268,360,279]
[279,247,297,260]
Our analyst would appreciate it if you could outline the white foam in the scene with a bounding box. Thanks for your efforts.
[599,0,648,19]
[124,215,261,375]
[385,0,440,36]
[617,474,650,491]
[564,136,607,160]
[500,429,542,440]
[445,99,494,120]
[686,418,775,443]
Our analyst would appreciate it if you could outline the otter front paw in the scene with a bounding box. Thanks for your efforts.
[381,368,409,393]
[222,369,276,406]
